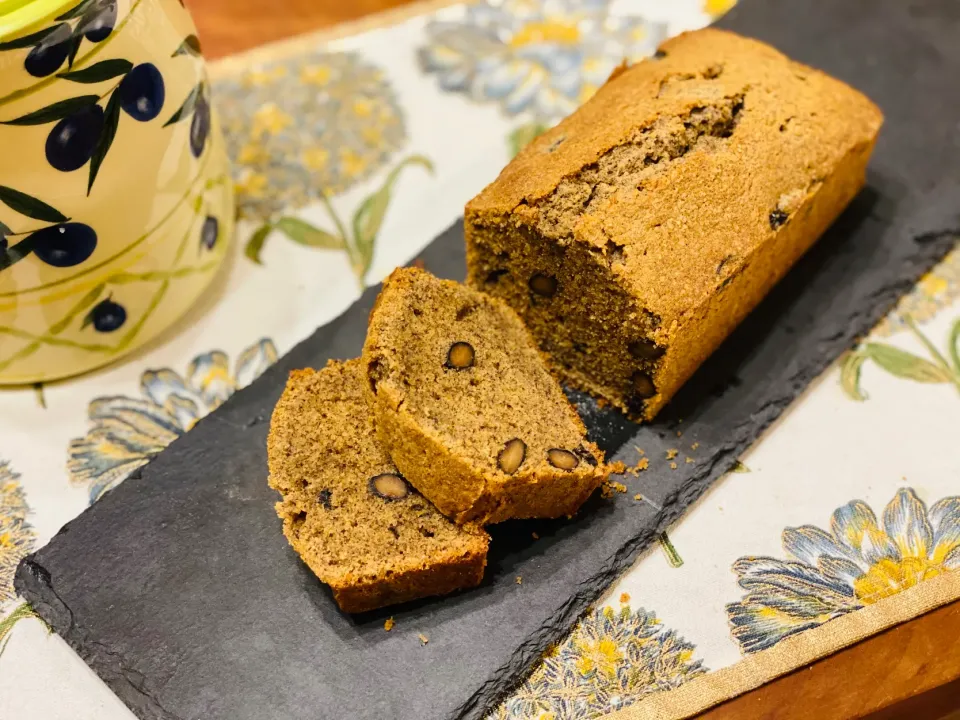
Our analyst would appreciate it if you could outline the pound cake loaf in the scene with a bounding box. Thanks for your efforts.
[362,267,606,526]
[267,360,489,613]
[465,28,883,420]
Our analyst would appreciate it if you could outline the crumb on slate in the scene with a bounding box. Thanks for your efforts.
[620,592,631,604]
[666,449,678,460]
[625,457,649,476]
[676,430,682,437]
[384,618,395,632]
[532,532,539,540]
[670,461,678,470]
[635,446,645,456]
[691,442,700,450]
[607,460,628,474]
[418,633,429,645]
[686,457,695,464]
[634,493,643,501]
[515,576,523,585]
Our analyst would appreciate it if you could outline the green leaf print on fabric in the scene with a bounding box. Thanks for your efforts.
[245,155,434,289]
[840,316,960,400]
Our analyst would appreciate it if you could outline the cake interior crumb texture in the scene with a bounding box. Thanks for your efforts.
[465,27,883,420]
[363,267,607,526]
[267,360,489,613]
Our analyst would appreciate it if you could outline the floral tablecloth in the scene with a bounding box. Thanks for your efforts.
[2,1,959,718]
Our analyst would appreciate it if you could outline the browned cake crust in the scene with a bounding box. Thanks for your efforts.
[464,28,883,420]
[362,267,607,526]
[267,360,489,613]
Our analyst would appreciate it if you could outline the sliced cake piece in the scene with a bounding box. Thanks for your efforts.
[267,360,489,613]
[362,267,606,526]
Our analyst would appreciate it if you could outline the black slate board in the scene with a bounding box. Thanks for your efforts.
[16,1,960,718]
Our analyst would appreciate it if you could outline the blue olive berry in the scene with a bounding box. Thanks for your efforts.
[91,298,126,332]
[118,63,165,122]
[190,97,210,158]
[31,223,98,267]
[200,216,219,250]
[45,104,104,172]
[81,1,117,43]
[24,24,72,78]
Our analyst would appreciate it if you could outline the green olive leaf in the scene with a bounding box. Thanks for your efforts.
[172,35,202,57]
[0,234,39,272]
[0,94,99,126]
[274,217,345,251]
[351,155,434,280]
[59,58,132,83]
[0,221,11,237]
[87,90,121,195]
[839,350,869,401]
[863,342,954,383]
[66,34,82,69]
[0,186,68,223]
[163,84,201,127]
[0,24,60,50]
[244,224,273,265]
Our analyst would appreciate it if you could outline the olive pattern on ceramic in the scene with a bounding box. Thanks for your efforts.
[0,186,97,271]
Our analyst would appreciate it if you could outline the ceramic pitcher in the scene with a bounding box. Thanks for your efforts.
[0,0,233,384]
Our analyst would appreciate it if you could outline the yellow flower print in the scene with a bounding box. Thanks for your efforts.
[300,64,332,86]
[238,143,268,165]
[360,127,383,147]
[574,636,623,678]
[216,52,407,221]
[302,148,330,172]
[727,488,960,654]
[419,0,666,121]
[244,65,288,87]
[352,98,374,118]
[704,0,738,17]
[251,103,293,136]
[875,243,960,336]
[490,604,705,718]
[235,171,268,199]
[340,148,367,177]
[0,462,34,606]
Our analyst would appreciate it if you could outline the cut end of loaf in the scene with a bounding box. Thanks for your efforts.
[362,267,607,525]
[466,27,882,421]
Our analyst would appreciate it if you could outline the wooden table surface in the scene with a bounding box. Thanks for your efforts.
[186,1,960,718]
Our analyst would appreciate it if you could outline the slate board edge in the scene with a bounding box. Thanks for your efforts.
[14,223,958,720]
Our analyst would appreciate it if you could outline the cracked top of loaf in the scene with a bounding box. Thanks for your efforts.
[466,28,883,316]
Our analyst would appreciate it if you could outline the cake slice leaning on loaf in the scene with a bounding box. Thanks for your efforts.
[465,27,883,420]
[362,267,607,526]
[267,359,489,613]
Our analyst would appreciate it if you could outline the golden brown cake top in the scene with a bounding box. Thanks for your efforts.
[467,28,883,318]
